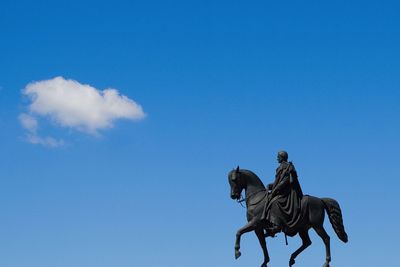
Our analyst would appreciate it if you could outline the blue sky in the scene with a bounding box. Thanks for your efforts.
[1,0,399,266]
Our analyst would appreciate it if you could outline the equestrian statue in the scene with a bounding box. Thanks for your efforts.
[228,151,348,267]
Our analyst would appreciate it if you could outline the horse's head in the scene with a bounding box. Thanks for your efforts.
[228,166,245,200]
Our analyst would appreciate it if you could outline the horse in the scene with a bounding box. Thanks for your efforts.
[228,166,348,267]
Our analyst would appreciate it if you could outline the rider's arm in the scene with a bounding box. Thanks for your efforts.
[267,183,273,190]
[272,175,290,195]
[271,164,293,196]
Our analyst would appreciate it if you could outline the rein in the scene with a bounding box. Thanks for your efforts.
[237,189,267,208]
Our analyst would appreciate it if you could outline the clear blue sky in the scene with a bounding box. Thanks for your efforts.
[1,0,399,266]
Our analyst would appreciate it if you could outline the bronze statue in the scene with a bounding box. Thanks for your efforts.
[228,151,348,267]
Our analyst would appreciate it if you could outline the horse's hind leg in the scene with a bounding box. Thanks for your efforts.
[255,228,270,267]
[289,230,311,267]
[313,225,331,267]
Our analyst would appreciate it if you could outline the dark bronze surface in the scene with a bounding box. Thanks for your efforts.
[228,151,348,267]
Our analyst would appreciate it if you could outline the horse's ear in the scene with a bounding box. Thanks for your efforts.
[236,166,240,172]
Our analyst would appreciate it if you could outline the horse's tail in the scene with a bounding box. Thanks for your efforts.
[321,198,348,243]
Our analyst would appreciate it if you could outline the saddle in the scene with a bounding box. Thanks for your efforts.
[262,195,310,237]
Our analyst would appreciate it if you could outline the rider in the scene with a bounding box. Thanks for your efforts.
[263,151,303,236]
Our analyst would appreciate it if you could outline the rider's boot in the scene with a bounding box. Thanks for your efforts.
[265,224,281,238]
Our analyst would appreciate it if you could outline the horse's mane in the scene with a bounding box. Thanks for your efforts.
[240,169,266,188]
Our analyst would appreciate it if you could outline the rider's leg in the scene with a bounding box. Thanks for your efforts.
[265,218,282,237]
[264,202,283,237]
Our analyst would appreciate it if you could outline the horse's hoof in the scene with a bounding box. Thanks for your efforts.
[235,250,241,259]
[322,263,330,267]
[289,258,295,266]
[261,263,268,267]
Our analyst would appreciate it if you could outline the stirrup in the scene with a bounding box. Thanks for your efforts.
[265,227,280,238]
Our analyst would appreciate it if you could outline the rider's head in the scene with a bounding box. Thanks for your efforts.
[277,150,288,163]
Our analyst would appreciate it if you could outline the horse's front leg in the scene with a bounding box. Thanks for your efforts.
[234,220,257,259]
[255,227,270,267]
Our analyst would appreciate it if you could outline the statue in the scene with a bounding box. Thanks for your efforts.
[228,151,348,267]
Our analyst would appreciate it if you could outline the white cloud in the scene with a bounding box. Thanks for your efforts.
[19,113,38,133]
[19,113,64,147]
[27,134,65,148]
[20,76,146,146]
[24,76,145,133]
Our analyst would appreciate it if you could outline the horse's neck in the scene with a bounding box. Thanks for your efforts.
[241,171,265,198]
[245,181,265,198]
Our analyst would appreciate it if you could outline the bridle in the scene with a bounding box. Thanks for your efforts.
[234,171,267,208]
[237,189,267,208]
